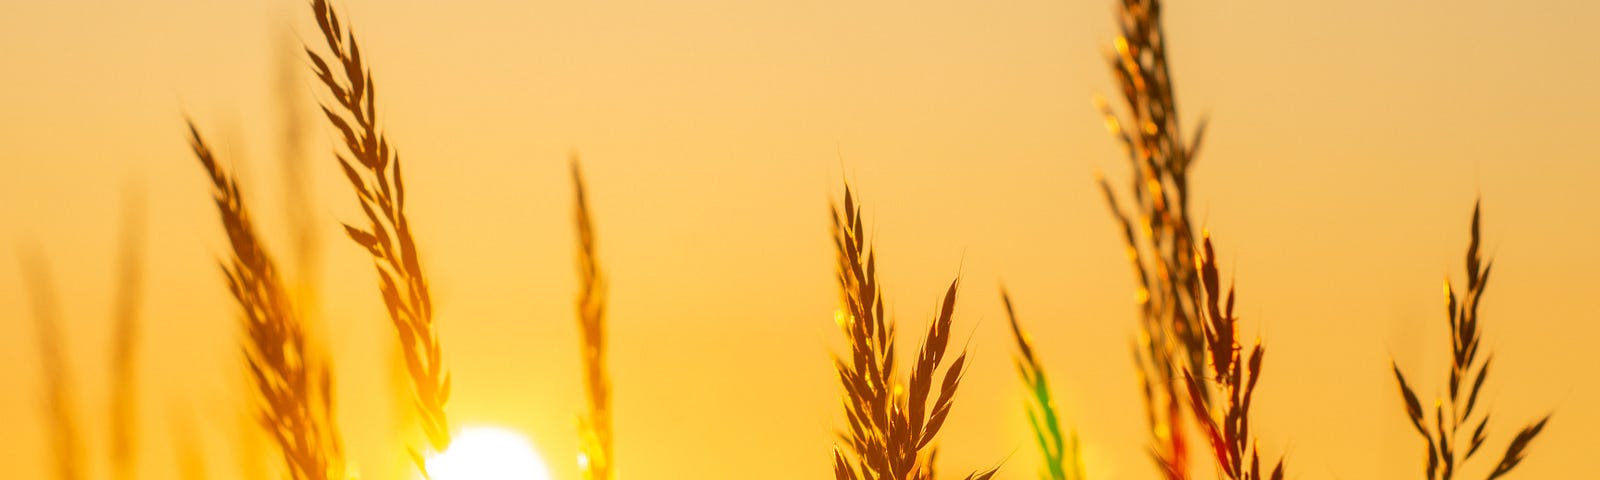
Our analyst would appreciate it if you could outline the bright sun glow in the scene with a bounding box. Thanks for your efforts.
[425,427,552,480]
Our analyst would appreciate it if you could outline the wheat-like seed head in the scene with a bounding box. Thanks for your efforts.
[572,158,614,480]
[303,0,452,459]
[1391,201,1551,480]
[1183,233,1284,480]
[188,120,345,480]
[1095,0,1211,476]
[828,182,998,480]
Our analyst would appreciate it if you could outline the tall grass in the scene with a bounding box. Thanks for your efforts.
[1001,289,1085,480]
[1182,234,1284,480]
[1094,0,1210,475]
[22,199,146,480]
[188,121,346,480]
[828,183,998,480]
[1391,201,1551,480]
[572,158,614,480]
[20,254,84,480]
[277,37,320,293]
[302,0,454,460]
[8,0,1576,478]
[24,235,148,480]
[108,188,146,480]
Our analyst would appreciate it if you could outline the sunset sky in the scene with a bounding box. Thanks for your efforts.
[2,0,1598,478]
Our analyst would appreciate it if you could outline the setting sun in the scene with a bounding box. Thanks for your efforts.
[425,427,552,480]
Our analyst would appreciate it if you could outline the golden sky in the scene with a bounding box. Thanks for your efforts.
[2,0,1598,478]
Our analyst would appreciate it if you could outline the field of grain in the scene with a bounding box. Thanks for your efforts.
[2,0,1596,479]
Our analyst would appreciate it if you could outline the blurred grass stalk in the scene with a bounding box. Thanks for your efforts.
[1095,0,1211,476]
[188,121,346,480]
[1001,289,1085,480]
[21,253,85,480]
[572,158,615,480]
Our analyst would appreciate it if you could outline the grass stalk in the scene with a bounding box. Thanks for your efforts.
[572,158,614,480]
[1094,0,1211,475]
[1390,201,1551,480]
[303,0,453,458]
[20,253,85,480]
[188,121,345,480]
[1182,234,1284,480]
[108,187,146,480]
[1001,289,1085,480]
[828,182,999,480]
[277,36,319,292]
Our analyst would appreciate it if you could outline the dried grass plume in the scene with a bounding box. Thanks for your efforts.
[1391,201,1552,480]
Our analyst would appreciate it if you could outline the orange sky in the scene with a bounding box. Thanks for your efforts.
[2,0,1598,479]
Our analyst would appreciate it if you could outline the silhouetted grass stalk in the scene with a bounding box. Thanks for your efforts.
[303,0,453,461]
[1182,234,1284,480]
[1391,201,1551,480]
[828,183,999,480]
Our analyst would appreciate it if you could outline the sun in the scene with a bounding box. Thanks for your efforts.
[425,427,553,480]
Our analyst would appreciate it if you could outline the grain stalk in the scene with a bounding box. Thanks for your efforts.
[188,121,345,480]
[1391,201,1551,480]
[1183,234,1284,480]
[828,183,999,480]
[1001,289,1086,480]
[303,0,453,458]
[1094,0,1210,476]
[572,158,614,480]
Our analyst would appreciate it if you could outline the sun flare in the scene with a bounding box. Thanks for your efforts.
[425,427,553,480]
